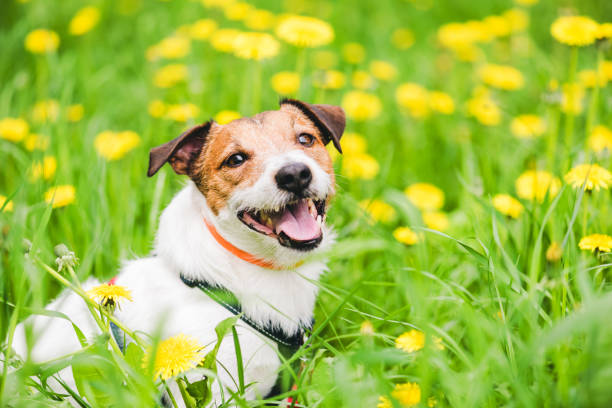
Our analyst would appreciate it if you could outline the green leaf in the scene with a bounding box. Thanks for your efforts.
[124,342,145,374]
[201,315,239,372]
[185,377,212,408]
[71,354,115,407]
[308,356,340,407]
[176,377,198,408]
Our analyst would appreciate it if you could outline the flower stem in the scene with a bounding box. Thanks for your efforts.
[295,48,306,78]
[163,379,181,408]
[252,62,262,114]
[562,46,578,171]
[584,49,603,145]
[546,106,560,174]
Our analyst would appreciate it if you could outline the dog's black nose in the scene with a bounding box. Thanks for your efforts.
[275,163,312,195]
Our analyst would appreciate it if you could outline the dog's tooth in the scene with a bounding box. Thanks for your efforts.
[316,215,322,225]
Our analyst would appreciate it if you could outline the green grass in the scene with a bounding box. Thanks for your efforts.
[2,0,612,406]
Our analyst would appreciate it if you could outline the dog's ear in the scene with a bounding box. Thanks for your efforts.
[279,99,345,153]
[147,121,212,177]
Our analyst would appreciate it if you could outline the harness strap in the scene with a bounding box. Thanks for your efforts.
[179,275,309,352]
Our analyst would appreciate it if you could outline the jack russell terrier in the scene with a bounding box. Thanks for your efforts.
[12,99,346,405]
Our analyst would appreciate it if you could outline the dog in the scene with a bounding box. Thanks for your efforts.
[12,99,345,406]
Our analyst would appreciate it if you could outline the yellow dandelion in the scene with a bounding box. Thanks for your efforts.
[25,29,60,54]
[466,93,501,126]
[148,100,166,118]
[275,15,334,48]
[369,60,398,82]
[479,64,524,91]
[232,32,279,60]
[360,199,396,224]
[147,334,205,380]
[340,132,367,155]
[210,29,242,53]
[0,117,29,142]
[551,16,599,46]
[483,15,511,38]
[452,43,484,62]
[504,9,529,32]
[188,19,217,40]
[423,211,449,231]
[405,183,444,211]
[312,50,338,70]
[515,170,561,202]
[511,114,546,139]
[271,71,300,95]
[360,320,374,335]
[24,133,49,151]
[215,110,241,125]
[223,1,253,21]
[578,69,607,88]
[153,64,188,88]
[392,382,421,407]
[564,163,612,191]
[164,103,199,122]
[429,91,455,115]
[341,91,382,121]
[597,23,612,39]
[0,195,14,212]
[67,104,84,122]
[587,125,612,153]
[352,71,374,90]
[391,28,415,50]
[342,42,366,64]
[341,154,380,180]
[546,242,562,262]
[148,35,191,61]
[560,83,585,115]
[378,396,393,408]
[396,83,430,118]
[437,22,484,51]
[69,6,101,36]
[31,156,57,181]
[94,130,141,161]
[492,194,523,219]
[87,283,133,308]
[244,9,276,31]
[313,70,346,90]
[395,330,425,353]
[595,23,612,39]
[32,99,60,123]
[514,0,538,5]
[44,185,76,208]
[549,78,560,91]
[579,234,612,253]
[393,227,419,245]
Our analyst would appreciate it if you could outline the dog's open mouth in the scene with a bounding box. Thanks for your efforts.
[238,198,326,251]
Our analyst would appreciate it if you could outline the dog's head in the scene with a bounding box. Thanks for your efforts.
[148,99,345,260]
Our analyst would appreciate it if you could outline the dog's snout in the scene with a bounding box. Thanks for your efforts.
[275,163,312,194]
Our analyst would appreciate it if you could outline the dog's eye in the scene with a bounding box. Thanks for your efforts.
[224,153,247,168]
[298,133,315,147]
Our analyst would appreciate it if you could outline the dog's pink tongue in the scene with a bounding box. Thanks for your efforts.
[274,201,321,241]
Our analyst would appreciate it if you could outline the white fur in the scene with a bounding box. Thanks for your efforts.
[12,151,334,406]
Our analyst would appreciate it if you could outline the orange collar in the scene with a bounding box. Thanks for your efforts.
[203,217,303,270]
